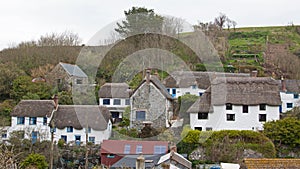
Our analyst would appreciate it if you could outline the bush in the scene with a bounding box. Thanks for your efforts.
[20,153,48,169]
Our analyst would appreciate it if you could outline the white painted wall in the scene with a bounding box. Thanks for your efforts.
[190,105,280,131]
[8,116,51,140]
[99,98,130,108]
[53,120,112,145]
[280,92,300,113]
[167,87,205,98]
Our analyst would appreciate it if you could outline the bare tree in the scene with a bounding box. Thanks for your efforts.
[162,17,184,37]
[214,13,227,30]
[226,18,232,31]
[38,30,82,46]
[232,20,237,32]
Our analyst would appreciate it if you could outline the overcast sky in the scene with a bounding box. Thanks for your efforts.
[0,0,299,50]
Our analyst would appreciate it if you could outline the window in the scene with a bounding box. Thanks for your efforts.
[103,99,110,105]
[87,127,91,133]
[154,146,167,154]
[206,127,213,131]
[226,103,232,110]
[29,117,37,125]
[50,127,56,133]
[125,99,130,105]
[43,117,47,125]
[192,85,197,89]
[259,114,267,122]
[185,92,190,95]
[76,79,83,84]
[198,113,208,119]
[113,99,121,105]
[136,111,146,121]
[259,104,266,111]
[31,131,38,144]
[172,88,176,95]
[75,135,81,145]
[67,126,73,133]
[242,105,248,113]
[195,127,202,131]
[107,154,115,158]
[199,92,203,96]
[226,114,235,121]
[89,137,95,144]
[136,145,143,154]
[124,144,131,154]
[2,133,7,138]
[17,117,25,125]
[294,94,299,99]
[61,135,67,142]
[287,103,293,108]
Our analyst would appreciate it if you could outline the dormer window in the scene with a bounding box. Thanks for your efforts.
[17,117,25,125]
[226,103,233,110]
[259,104,266,111]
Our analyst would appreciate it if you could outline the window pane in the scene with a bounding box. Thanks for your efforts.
[29,117,37,125]
[103,99,110,105]
[226,114,235,121]
[287,103,293,108]
[125,99,130,105]
[195,127,202,131]
[259,104,266,110]
[243,105,248,113]
[136,111,146,121]
[43,117,47,125]
[198,113,208,119]
[124,144,131,154]
[259,114,267,122]
[226,103,232,110]
[136,145,143,154]
[67,126,73,132]
[17,117,25,124]
[89,137,95,144]
[113,99,121,105]
[154,146,166,154]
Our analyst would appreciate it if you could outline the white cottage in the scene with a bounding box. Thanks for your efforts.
[278,79,300,113]
[9,100,56,142]
[50,105,112,145]
[188,77,281,131]
[98,83,131,122]
[163,71,250,98]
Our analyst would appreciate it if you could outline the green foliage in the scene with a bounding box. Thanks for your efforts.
[282,107,300,119]
[57,91,73,105]
[115,7,164,37]
[11,76,52,101]
[20,153,48,169]
[58,139,66,148]
[182,129,201,144]
[0,99,15,125]
[177,94,199,124]
[263,118,300,148]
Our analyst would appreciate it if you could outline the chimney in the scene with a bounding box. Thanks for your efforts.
[53,95,58,110]
[146,68,151,84]
[170,145,177,153]
[250,70,258,77]
[281,76,287,92]
[136,154,145,169]
[154,69,160,80]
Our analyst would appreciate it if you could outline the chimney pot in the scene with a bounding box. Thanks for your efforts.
[281,76,287,92]
[53,95,58,109]
[146,68,151,84]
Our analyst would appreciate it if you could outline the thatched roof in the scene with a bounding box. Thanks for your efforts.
[98,83,130,98]
[188,77,281,113]
[11,100,55,117]
[51,105,111,130]
[132,75,173,100]
[163,71,250,89]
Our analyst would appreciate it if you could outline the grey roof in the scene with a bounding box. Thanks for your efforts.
[163,71,250,89]
[11,100,55,117]
[188,77,281,113]
[110,155,161,169]
[132,75,173,100]
[59,62,87,78]
[98,83,130,98]
[51,105,110,130]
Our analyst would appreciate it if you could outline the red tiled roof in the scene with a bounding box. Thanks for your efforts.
[100,140,168,155]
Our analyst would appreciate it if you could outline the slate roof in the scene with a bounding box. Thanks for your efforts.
[163,71,250,89]
[132,75,173,100]
[98,83,130,98]
[244,158,300,169]
[188,77,281,113]
[51,105,110,130]
[59,62,88,78]
[11,100,55,117]
[110,155,161,169]
[100,140,168,155]
[157,151,192,169]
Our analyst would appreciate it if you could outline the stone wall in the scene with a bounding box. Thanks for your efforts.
[131,83,169,129]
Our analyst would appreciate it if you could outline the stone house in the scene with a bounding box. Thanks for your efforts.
[46,62,88,91]
[130,69,173,129]
[162,71,250,98]
[98,83,131,122]
[188,77,281,131]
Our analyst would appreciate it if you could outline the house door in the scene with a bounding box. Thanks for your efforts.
[61,135,67,143]
[75,135,81,145]
[32,131,38,144]
[172,88,176,98]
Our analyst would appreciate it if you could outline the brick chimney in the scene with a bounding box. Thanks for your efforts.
[146,68,151,84]
[136,154,145,169]
[281,76,287,92]
[53,95,58,110]
[170,145,177,153]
